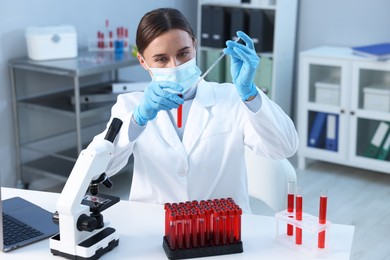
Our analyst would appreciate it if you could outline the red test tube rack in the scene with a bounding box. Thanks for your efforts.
[162,198,243,259]
[275,189,331,257]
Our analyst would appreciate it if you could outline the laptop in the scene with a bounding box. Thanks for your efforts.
[0,177,59,252]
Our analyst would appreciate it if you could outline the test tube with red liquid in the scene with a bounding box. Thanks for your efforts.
[318,190,328,248]
[287,180,295,236]
[295,187,303,245]
[163,197,242,253]
[169,212,176,250]
[177,94,183,128]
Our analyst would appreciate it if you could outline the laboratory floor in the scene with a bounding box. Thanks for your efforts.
[36,159,390,260]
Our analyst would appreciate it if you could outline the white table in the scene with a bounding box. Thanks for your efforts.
[1,188,355,259]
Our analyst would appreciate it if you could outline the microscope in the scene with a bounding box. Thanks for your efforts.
[50,118,123,260]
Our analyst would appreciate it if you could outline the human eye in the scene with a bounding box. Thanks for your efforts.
[178,51,189,59]
[153,56,168,65]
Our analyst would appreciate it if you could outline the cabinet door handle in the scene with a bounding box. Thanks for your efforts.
[350,111,355,115]
[340,109,345,114]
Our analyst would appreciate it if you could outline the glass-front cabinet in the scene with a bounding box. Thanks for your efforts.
[298,46,390,174]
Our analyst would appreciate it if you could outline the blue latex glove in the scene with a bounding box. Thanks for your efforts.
[224,31,260,101]
[133,81,184,126]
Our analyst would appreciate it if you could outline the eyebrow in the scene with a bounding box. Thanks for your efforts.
[151,46,191,58]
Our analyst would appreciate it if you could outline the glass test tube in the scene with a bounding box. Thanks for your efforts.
[235,207,242,242]
[177,212,183,249]
[213,209,220,245]
[221,209,227,245]
[177,94,183,128]
[295,187,303,245]
[199,211,206,247]
[287,180,295,236]
[169,212,176,250]
[184,212,191,249]
[191,211,198,248]
[228,207,235,244]
[318,189,328,248]
[164,203,171,237]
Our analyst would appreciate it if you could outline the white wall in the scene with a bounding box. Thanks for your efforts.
[297,0,390,51]
[0,0,197,187]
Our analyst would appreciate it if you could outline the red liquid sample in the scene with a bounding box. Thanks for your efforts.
[234,207,242,242]
[213,210,220,245]
[191,212,198,248]
[228,208,235,244]
[295,195,302,245]
[318,195,327,248]
[287,193,294,236]
[177,94,183,128]
[221,211,227,245]
[169,213,176,250]
[177,214,183,249]
[199,212,206,247]
[184,214,191,249]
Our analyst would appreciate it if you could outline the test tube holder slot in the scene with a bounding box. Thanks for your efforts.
[275,210,331,257]
[162,236,243,260]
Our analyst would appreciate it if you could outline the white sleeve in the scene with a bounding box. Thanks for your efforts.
[243,90,299,159]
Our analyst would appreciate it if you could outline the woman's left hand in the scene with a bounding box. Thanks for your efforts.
[224,31,259,101]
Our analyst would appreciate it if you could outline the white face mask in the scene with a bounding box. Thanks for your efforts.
[144,57,202,92]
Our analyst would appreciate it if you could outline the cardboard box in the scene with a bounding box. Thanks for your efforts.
[315,81,340,106]
[25,25,77,61]
[363,85,390,112]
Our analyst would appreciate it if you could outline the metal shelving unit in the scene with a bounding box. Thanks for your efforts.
[9,50,139,187]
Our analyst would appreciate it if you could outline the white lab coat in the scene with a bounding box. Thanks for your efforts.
[92,80,299,213]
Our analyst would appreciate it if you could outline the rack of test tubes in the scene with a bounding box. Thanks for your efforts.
[275,182,330,256]
[89,20,130,53]
[163,198,243,260]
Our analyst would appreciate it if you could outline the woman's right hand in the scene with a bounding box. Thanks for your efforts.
[133,80,184,126]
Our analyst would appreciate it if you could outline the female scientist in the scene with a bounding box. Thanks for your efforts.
[91,8,299,213]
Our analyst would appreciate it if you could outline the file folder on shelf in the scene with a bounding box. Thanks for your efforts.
[377,131,390,160]
[364,121,390,158]
[209,6,227,48]
[200,5,213,47]
[229,8,248,40]
[308,112,327,148]
[248,9,274,52]
[325,114,339,151]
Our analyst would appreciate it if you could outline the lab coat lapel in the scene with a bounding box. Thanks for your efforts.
[154,111,188,159]
[183,81,215,155]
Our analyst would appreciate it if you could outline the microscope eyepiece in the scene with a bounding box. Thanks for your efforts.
[104,118,123,143]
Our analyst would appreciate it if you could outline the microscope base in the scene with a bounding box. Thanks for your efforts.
[50,227,119,260]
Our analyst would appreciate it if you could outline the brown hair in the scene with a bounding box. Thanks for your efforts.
[136,8,195,55]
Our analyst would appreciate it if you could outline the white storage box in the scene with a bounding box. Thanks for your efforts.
[25,25,77,61]
[363,85,390,112]
[315,81,340,105]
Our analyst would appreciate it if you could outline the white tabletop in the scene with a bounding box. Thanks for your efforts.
[1,187,355,259]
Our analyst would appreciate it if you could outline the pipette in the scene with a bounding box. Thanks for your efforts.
[198,37,241,84]
[176,37,241,128]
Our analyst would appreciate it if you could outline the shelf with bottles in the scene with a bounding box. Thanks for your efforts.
[89,20,131,53]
